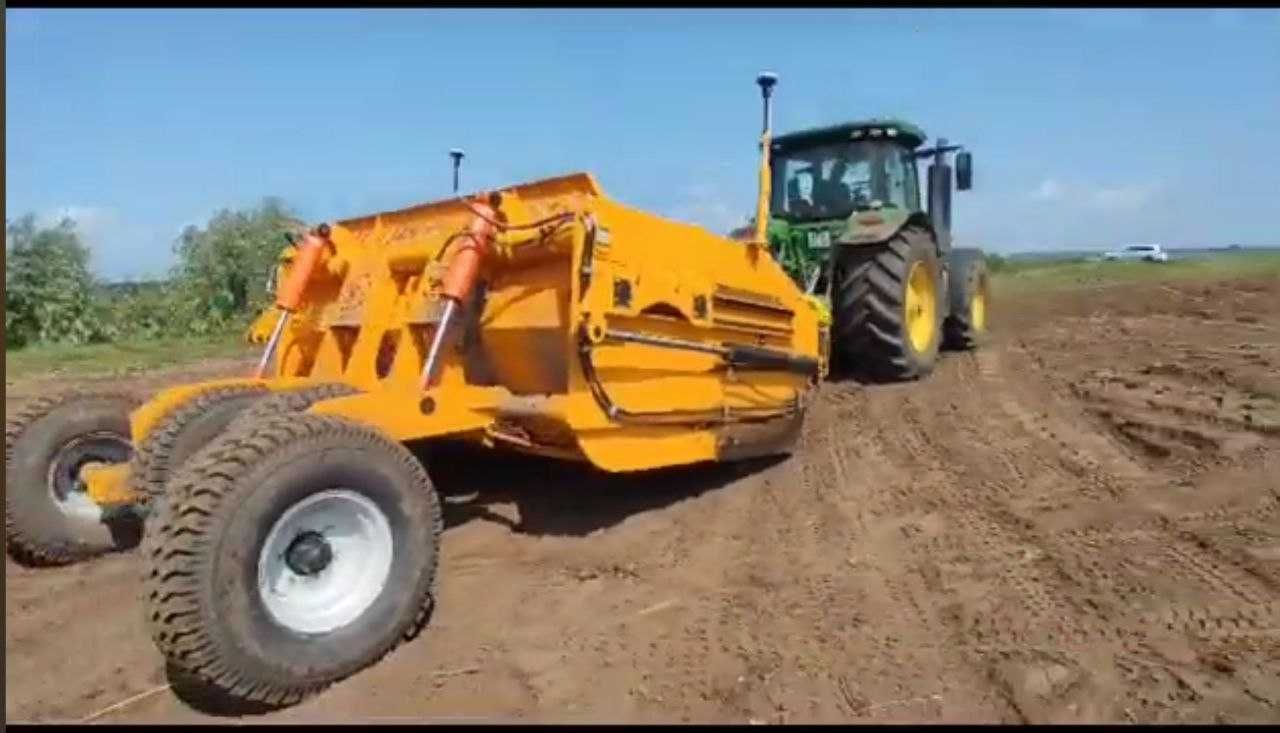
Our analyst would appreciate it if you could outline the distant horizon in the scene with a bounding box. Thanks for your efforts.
[87,242,1278,285]
[1004,243,1280,260]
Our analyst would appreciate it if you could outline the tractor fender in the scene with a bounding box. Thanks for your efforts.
[837,211,939,257]
[833,211,948,300]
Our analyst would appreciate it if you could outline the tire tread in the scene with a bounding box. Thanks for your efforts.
[5,391,139,565]
[832,226,940,381]
[142,412,440,708]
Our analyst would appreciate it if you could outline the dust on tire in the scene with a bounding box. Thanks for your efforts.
[142,413,442,708]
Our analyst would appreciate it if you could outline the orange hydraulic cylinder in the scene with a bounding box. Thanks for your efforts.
[252,227,332,379]
[417,203,500,390]
[440,205,499,302]
[276,231,330,312]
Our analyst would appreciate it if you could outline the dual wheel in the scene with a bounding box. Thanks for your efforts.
[6,383,440,708]
[831,224,990,381]
[4,382,357,564]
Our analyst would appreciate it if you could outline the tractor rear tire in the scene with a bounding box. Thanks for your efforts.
[832,225,943,381]
[5,391,140,566]
[943,248,990,351]
[142,413,442,709]
[129,384,270,506]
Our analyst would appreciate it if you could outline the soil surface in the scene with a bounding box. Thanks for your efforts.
[6,275,1280,723]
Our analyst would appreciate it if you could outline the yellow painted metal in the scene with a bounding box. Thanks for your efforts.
[247,243,303,344]
[246,309,279,344]
[306,386,501,442]
[904,261,937,354]
[128,377,314,445]
[972,278,988,333]
[81,463,136,506]
[123,171,821,475]
[753,130,773,244]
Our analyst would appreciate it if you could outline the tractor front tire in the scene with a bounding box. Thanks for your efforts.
[5,391,140,566]
[943,248,991,351]
[129,384,270,506]
[142,413,442,709]
[832,225,943,381]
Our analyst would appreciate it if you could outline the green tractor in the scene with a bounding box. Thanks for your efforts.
[747,98,990,381]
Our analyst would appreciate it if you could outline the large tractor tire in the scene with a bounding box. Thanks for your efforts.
[142,413,442,709]
[5,391,140,565]
[129,384,270,506]
[832,225,943,381]
[943,248,991,351]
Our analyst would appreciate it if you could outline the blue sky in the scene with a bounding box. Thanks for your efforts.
[6,8,1279,281]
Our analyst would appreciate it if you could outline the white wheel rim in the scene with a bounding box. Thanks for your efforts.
[47,432,131,522]
[257,489,394,634]
[56,489,104,522]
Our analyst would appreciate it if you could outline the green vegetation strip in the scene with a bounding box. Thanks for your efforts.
[992,252,1280,295]
[6,336,253,381]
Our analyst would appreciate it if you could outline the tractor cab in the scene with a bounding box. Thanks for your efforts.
[762,118,973,295]
[770,119,928,224]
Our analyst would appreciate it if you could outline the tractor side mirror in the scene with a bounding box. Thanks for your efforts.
[955,151,973,191]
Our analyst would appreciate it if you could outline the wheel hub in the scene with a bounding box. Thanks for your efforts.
[972,287,987,332]
[903,261,938,353]
[285,531,333,576]
[257,489,394,634]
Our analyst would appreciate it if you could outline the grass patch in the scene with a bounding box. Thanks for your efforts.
[992,251,1280,295]
[5,334,253,381]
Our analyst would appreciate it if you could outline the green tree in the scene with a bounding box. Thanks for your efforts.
[167,197,304,335]
[98,280,180,341]
[5,214,107,348]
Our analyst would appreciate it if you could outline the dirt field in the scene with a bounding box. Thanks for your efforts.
[6,273,1279,723]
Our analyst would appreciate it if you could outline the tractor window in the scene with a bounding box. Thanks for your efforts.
[884,155,908,210]
[899,148,922,212]
[776,159,819,218]
[772,140,920,221]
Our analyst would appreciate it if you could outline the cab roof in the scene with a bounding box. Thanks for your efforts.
[772,119,927,151]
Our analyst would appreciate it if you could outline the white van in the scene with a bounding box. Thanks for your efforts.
[1103,243,1169,263]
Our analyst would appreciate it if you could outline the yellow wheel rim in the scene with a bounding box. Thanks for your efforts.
[904,261,937,353]
[971,278,988,333]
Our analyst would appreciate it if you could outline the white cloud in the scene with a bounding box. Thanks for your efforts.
[667,182,748,235]
[36,205,121,249]
[1089,182,1160,211]
[1027,178,1162,212]
[34,205,174,281]
[1030,178,1065,202]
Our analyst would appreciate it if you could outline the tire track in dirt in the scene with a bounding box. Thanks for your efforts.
[4,555,169,722]
[6,275,1280,723]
